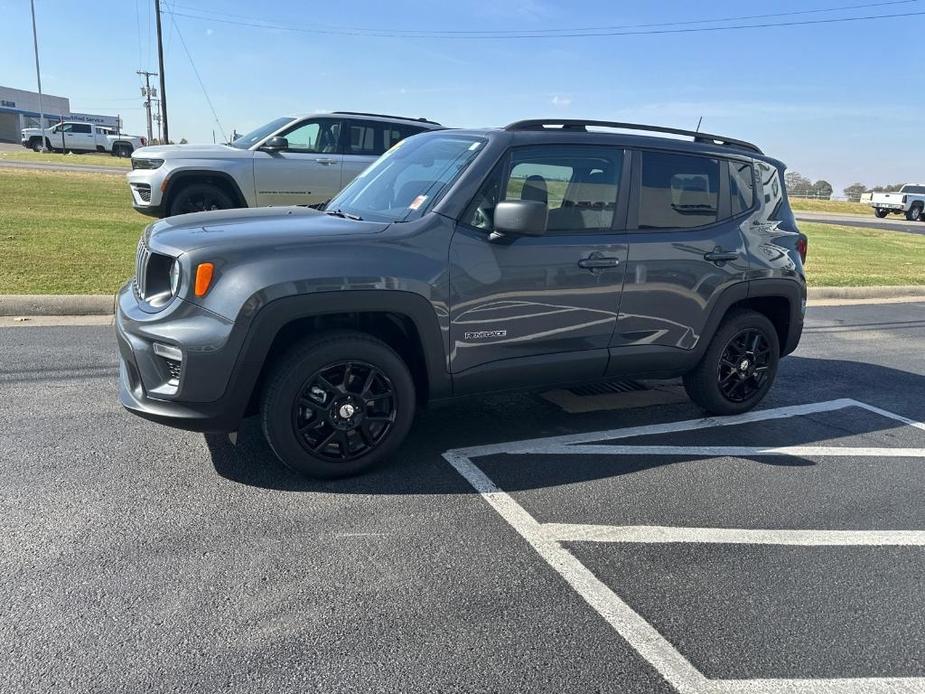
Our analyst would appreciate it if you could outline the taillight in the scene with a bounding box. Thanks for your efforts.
[796,237,808,263]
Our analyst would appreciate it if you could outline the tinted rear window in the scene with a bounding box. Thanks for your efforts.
[638,151,719,229]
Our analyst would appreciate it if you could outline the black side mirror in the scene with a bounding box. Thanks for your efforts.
[262,136,288,152]
[492,200,547,237]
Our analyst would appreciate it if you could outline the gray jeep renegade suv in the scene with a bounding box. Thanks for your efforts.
[116,119,807,478]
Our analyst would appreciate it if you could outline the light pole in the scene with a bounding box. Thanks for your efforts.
[137,70,158,143]
[154,0,169,143]
[29,0,46,151]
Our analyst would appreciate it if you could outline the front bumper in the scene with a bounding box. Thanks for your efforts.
[127,169,167,217]
[115,281,245,432]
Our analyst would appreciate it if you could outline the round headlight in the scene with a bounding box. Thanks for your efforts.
[169,260,181,295]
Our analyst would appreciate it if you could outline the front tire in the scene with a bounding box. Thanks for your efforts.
[874,208,889,218]
[683,310,780,415]
[260,331,416,479]
[167,182,234,216]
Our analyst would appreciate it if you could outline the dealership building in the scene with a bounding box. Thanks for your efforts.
[0,85,122,143]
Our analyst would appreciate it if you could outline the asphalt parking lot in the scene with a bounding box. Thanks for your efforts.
[2,300,924,693]
[795,210,925,235]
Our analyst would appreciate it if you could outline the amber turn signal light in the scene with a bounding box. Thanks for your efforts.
[194,263,214,297]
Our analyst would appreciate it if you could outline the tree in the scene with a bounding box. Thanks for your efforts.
[871,183,903,192]
[811,180,833,199]
[785,171,813,197]
[179,138,188,144]
[843,183,868,201]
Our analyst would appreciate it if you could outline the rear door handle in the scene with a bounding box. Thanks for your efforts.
[703,248,739,263]
[314,157,338,165]
[578,253,620,270]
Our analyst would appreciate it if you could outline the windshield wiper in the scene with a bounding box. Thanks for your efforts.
[324,208,363,221]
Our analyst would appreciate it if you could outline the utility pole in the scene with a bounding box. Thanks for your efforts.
[154,0,169,143]
[29,0,46,151]
[136,70,158,143]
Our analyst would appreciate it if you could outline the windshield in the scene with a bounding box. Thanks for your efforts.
[227,116,295,149]
[325,133,486,223]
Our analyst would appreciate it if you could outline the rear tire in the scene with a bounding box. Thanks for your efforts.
[260,331,416,479]
[167,182,234,216]
[683,310,780,416]
[905,204,922,222]
[874,208,889,218]
[30,138,43,152]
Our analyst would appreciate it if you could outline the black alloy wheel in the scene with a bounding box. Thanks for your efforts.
[168,183,233,216]
[260,331,417,479]
[293,360,396,462]
[683,309,780,415]
[716,328,772,403]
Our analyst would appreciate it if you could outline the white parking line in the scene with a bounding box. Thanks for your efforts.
[542,523,925,546]
[443,398,925,694]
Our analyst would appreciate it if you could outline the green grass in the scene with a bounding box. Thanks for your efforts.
[788,198,870,216]
[0,149,132,168]
[0,169,146,294]
[801,221,925,286]
[0,169,923,294]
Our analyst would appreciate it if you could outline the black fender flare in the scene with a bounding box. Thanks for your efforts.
[219,290,451,425]
[163,170,248,209]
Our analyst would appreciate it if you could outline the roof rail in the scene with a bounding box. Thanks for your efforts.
[504,119,762,154]
[332,111,442,126]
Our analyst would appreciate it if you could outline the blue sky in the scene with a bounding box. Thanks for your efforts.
[1,0,922,194]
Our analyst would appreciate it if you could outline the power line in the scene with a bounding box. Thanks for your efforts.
[164,2,226,142]
[165,0,920,39]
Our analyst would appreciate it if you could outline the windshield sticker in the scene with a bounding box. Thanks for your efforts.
[409,194,428,210]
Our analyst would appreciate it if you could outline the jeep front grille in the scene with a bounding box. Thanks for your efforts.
[134,238,151,298]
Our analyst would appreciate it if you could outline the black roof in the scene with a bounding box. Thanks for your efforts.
[504,119,762,155]
[331,111,441,126]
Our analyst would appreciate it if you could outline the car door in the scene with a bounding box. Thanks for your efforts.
[449,144,629,393]
[252,117,344,207]
[611,149,750,365]
[62,123,94,151]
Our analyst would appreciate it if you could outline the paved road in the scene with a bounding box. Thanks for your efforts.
[796,210,925,235]
[1,301,924,693]
[0,159,126,175]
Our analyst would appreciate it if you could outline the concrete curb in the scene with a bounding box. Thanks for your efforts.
[1,286,923,316]
[806,285,925,300]
[0,294,114,316]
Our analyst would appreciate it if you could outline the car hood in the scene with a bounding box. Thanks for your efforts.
[146,206,392,255]
[132,143,251,160]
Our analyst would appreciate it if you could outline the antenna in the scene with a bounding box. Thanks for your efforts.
[695,115,703,133]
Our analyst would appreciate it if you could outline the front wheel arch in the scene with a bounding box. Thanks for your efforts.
[163,172,247,214]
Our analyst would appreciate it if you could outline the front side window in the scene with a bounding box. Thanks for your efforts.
[325,133,485,223]
[638,151,719,229]
[465,145,622,232]
[282,119,341,153]
[72,124,91,134]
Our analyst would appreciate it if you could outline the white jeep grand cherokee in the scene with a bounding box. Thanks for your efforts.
[126,112,441,217]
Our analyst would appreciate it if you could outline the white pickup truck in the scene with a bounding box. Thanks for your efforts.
[861,184,925,221]
[21,121,146,157]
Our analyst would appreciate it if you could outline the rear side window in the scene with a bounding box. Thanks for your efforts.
[638,151,719,229]
[729,160,755,215]
[347,122,378,154]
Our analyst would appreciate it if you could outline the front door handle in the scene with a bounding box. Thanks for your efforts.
[314,157,338,165]
[703,247,739,263]
[578,253,620,270]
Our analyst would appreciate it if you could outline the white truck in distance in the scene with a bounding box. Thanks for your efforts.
[20,121,146,157]
[861,184,925,221]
